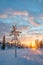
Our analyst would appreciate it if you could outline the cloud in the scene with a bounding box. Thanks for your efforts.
[22,16,28,21]
[28,16,41,26]
[39,14,43,19]
[20,33,43,43]
[0,21,11,42]
[38,0,42,3]
[30,21,40,26]
[17,25,29,30]
[4,9,29,16]
[0,9,43,37]
[0,14,7,18]
[0,21,11,34]
[22,15,42,26]
[12,11,28,16]
[0,9,28,18]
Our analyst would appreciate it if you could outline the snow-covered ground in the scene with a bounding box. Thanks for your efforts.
[0,48,43,65]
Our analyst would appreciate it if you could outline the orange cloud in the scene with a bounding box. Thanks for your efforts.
[19,33,43,44]
[20,36,36,44]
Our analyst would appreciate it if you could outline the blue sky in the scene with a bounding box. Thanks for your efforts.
[0,0,43,42]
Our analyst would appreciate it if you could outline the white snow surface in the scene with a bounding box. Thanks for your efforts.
[0,48,43,65]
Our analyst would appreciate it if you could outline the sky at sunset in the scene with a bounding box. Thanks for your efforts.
[0,0,43,43]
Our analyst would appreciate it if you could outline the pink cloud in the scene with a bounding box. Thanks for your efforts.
[39,14,43,19]
[30,21,40,26]
[22,16,41,26]
[6,9,28,16]
[0,14,7,18]
[12,11,28,16]
[28,16,41,26]
[0,9,29,18]
[17,25,29,31]
[4,9,29,16]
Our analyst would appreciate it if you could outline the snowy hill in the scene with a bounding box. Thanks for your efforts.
[0,48,43,65]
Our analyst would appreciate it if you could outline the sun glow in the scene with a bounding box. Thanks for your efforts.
[32,41,36,48]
